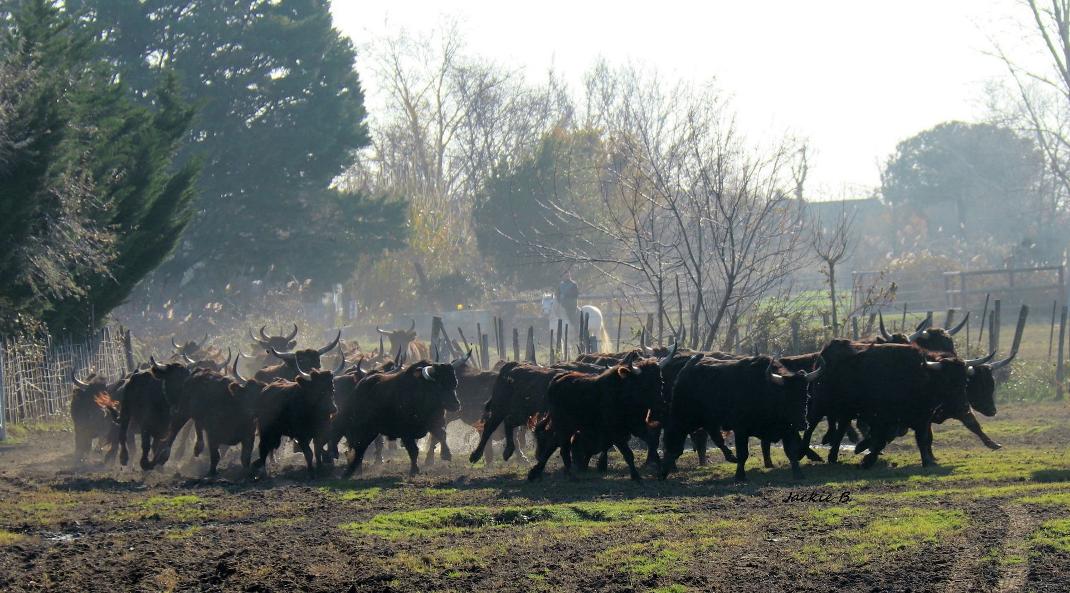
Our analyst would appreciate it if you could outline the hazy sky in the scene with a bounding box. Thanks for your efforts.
[331,0,1047,200]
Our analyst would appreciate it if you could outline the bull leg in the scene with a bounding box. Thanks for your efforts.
[691,430,709,466]
[708,430,737,463]
[296,438,316,480]
[104,426,120,464]
[502,422,519,461]
[424,433,439,465]
[74,427,91,464]
[760,439,774,468]
[854,437,871,455]
[612,436,642,482]
[470,412,505,463]
[733,433,750,482]
[342,434,377,478]
[844,422,861,444]
[208,434,221,477]
[559,440,576,481]
[915,423,937,467]
[430,424,451,462]
[783,430,805,480]
[956,411,1001,450]
[860,426,889,469]
[251,431,282,478]
[401,437,420,476]
[659,425,688,479]
[139,431,154,471]
[118,413,132,467]
[643,428,662,467]
[596,449,609,474]
[240,435,253,471]
[526,432,558,481]
[825,419,850,464]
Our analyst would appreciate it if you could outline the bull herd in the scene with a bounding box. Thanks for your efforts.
[68,310,1025,484]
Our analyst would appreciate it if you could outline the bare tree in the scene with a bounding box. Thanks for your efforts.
[810,201,856,337]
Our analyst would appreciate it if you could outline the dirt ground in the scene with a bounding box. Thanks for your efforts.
[2,402,1070,593]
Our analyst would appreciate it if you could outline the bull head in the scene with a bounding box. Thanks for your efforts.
[908,317,933,342]
[70,368,91,388]
[767,361,786,386]
[451,349,473,370]
[658,342,678,370]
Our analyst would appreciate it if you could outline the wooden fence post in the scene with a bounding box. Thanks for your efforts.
[977,293,991,348]
[851,317,859,341]
[526,326,535,362]
[480,333,490,370]
[615,304,623,353]
[1057,305,1067,400]
[0,338,6,440]
[512,328,520,362]
[556,319,563,356]
[563,325,569,361]
[1050,301,1059,361]
[990,299,1002,354]
[549,330,556,364]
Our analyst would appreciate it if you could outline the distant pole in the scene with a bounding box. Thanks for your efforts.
[457,327,472,357]
[977,293,991,347]
[480,333,490,370]
[526,326,535,362]
[991,299,1002,354]
[563,325,569,361]
[944,309,956,330]
[1049,300,1059,361]
[901,303,908,328]
[615,304,623,353]
[498,318,506,362]
[851,317,859,341]
[556,319,563,355]
[791,320,800,354]
[549,330,556,364]
[1057,305,1067,400]
[512,328,520,362]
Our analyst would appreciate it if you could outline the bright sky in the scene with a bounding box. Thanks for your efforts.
[331,0,1048,200]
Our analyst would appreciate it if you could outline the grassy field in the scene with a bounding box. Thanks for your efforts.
[1,400,1070,592]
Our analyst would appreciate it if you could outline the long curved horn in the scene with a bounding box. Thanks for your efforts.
[659,342,678,369]
[269,347,296,362]
[925,360,944,371]
[150,356,165,371]
[878,312,892,341]
[333,350,346,375]
[421,365,436,381]
[171,337,182,351]
[220,348,233,369]
[293,356,312,380]
[908,318,931,342]
[238,349,255,359]
[259,326,272,342]
[805,356,825,383]
[70,368,89,388]
[451,349,473,370]
[992,305,1028,371]
[767,361,786,386]
[317,330,341,355]
[947,311,970,336]
[181,353,197,365]
[285,323,299,342]
[249,329,268,346]
[376,326,391,336]
[964,350,996,366]
[409,318,416,332]
[231,353,249,383]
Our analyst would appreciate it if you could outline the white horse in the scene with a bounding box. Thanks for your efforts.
[541,294,612,352]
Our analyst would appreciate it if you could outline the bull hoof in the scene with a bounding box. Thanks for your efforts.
[763,461,774,469]
[986,441,1003,451]
[440,450,452,462]
[119,450,129,466]
[804,450,824,463]
[468,451,483,464]
[139,458,153,471]
[409,467,420,477]
[526,468,543,481]
[424,455,435,466]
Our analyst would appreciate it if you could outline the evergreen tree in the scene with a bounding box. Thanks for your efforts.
[70,0,403,303]
[0,0,198,334]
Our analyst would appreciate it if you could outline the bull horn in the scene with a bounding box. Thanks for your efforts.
[259,326,272,342]
[285,323,299,342]
[70,368,89,388]
[925,360,944,371]
[181,353,197,365]
[269,347,296,362]
[908,319,931,342]
[171,337,182,351]
[947,311,970,336]
[249,329,268,346]
[421,365,436,381]
[293,356,312,380]
[964,350,996,366]
[376,326,390,336]
[989,352,1017,370]
[333,350,346,375]
[150,356,165,371]
[451,349,473,370]
[409,318,416,332]
[231,353,249,383]
[659,342,678,369]
[317,330,341,356]
[221,348,233,369]
[767,361,786,386]
[238,349,255,359]
[805,356,825,383]
[992,305,1028,371]
[878,312,892,341]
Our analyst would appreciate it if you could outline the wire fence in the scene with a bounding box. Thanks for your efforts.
[0,326,128,429]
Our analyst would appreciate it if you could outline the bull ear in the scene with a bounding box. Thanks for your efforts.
[616,366,631,379]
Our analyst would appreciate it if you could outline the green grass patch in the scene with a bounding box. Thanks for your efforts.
[340,499,665,538]
[0,528,24,545]
[1032,518,1070,553]
[1019,492,1070,507]
[650,586,689,593]
[808,505,867,526]
[164,526,202,540]
[0,420,72,447]
[596,540,688,579]
[384,547,488,576]
[0,489,77,525]
[860,509,966,552]
[116,494,208,522]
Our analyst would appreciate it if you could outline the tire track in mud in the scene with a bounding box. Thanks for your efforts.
[942,502,1003,593]
[995,503,1034,593]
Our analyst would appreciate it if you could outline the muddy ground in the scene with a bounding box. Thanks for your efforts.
[2,402,1070,593]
